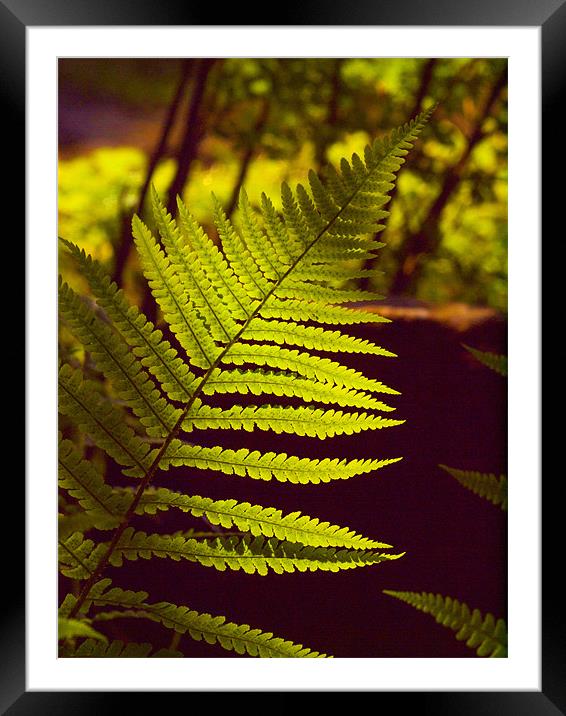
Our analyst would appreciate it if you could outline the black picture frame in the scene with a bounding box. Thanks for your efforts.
[11,1,557,712]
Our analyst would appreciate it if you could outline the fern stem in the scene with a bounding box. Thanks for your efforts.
[68,132,413,618]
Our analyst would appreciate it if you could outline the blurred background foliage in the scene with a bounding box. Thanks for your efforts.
[58,57,507,313]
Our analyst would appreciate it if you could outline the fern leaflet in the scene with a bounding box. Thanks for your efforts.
[383,590,507,657]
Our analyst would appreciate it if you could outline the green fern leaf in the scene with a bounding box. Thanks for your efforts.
[59,638,182,658]
[59,239,197,402]
[221,344,399,394]
[74,579,329,657]
[58,617,108,643]
[463,345,508,376]
[204,368,395,412]
[59,532,107,580]
[179,194,258,316]
[439,465,508,510]
[126,488,392,549]
[383,590,507,657]
[183,401,403,438]
[132,214,221,368]
[58,438,127,527]
[151,188,241,340]
[59,280,181,438]
[58,363,152,476]
[210,193,273,303]
[238,188,284,280]
[109,529,403,575]
[160,441,401,484]
[59,110,432,656]
[241,319,396,356]
[259,298,391,325]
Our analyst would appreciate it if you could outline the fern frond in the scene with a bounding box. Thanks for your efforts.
[259,298,391,325]
[58,617,108,643]
[58,363,152,476]
[160,441,401,484]
[127,488,392,549]
[109,529,403,575]
[59,239,197,402]
[59,280,181,438]
[210,194,273,303]
[58,511,101,539]
[151,189,241,341]
[132,214,221,369]
[383,590,507,657]
[74,579,329,657]
[179,194,258,317]
[183,401,403,438]
[221,344,399,394]
[463,344,508,377]
[204,368,395,412]
[241,319,396,357]
[58,437,127,528]
[59,638,182,658]
[59,532,107,580]
[238,188,284,280]
[439,465,508,511]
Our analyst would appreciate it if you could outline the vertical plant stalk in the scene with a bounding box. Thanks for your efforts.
[165,58,217,217]
[389,66,507,296]
[111,60,194,288]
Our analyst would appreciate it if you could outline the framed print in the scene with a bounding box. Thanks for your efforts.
[10,0,558,711]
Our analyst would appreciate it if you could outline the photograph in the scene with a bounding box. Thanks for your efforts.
[57,56,509,660]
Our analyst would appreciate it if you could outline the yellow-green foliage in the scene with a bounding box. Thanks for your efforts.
[383,590,507,657]
[58,110,432,657]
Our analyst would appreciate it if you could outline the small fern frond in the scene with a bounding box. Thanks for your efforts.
[58,437,127,528]
[222,344,399,394]
[59,239,197,402]
[160,441,401,484]
[183,401,403,439]
[383,590,507,657]
[58,512,101,539]
[126,488,392,549]
[259,298,391,325]
[71,579,329,657]
[440,465,508,511]
[59,638,182,658]
[151,188,241,341]
[132,214,221,369]
[241,319,396,356]
[108,529,403,575]
[58,363,152,476]
[58,532,107,580]
[204,368,395,412]
[59,280,181,438]
[58,617,108,643]
[463,344,508,377]
[210,193,273,303]
[181,194,259,314]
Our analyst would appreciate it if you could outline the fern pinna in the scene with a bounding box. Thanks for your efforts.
[58,108,432,658]
[383,590,508,657]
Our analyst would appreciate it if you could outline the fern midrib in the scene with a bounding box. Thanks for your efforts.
[69,145,395,618]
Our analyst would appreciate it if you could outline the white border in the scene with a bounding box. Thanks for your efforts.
[27,26,541,691]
